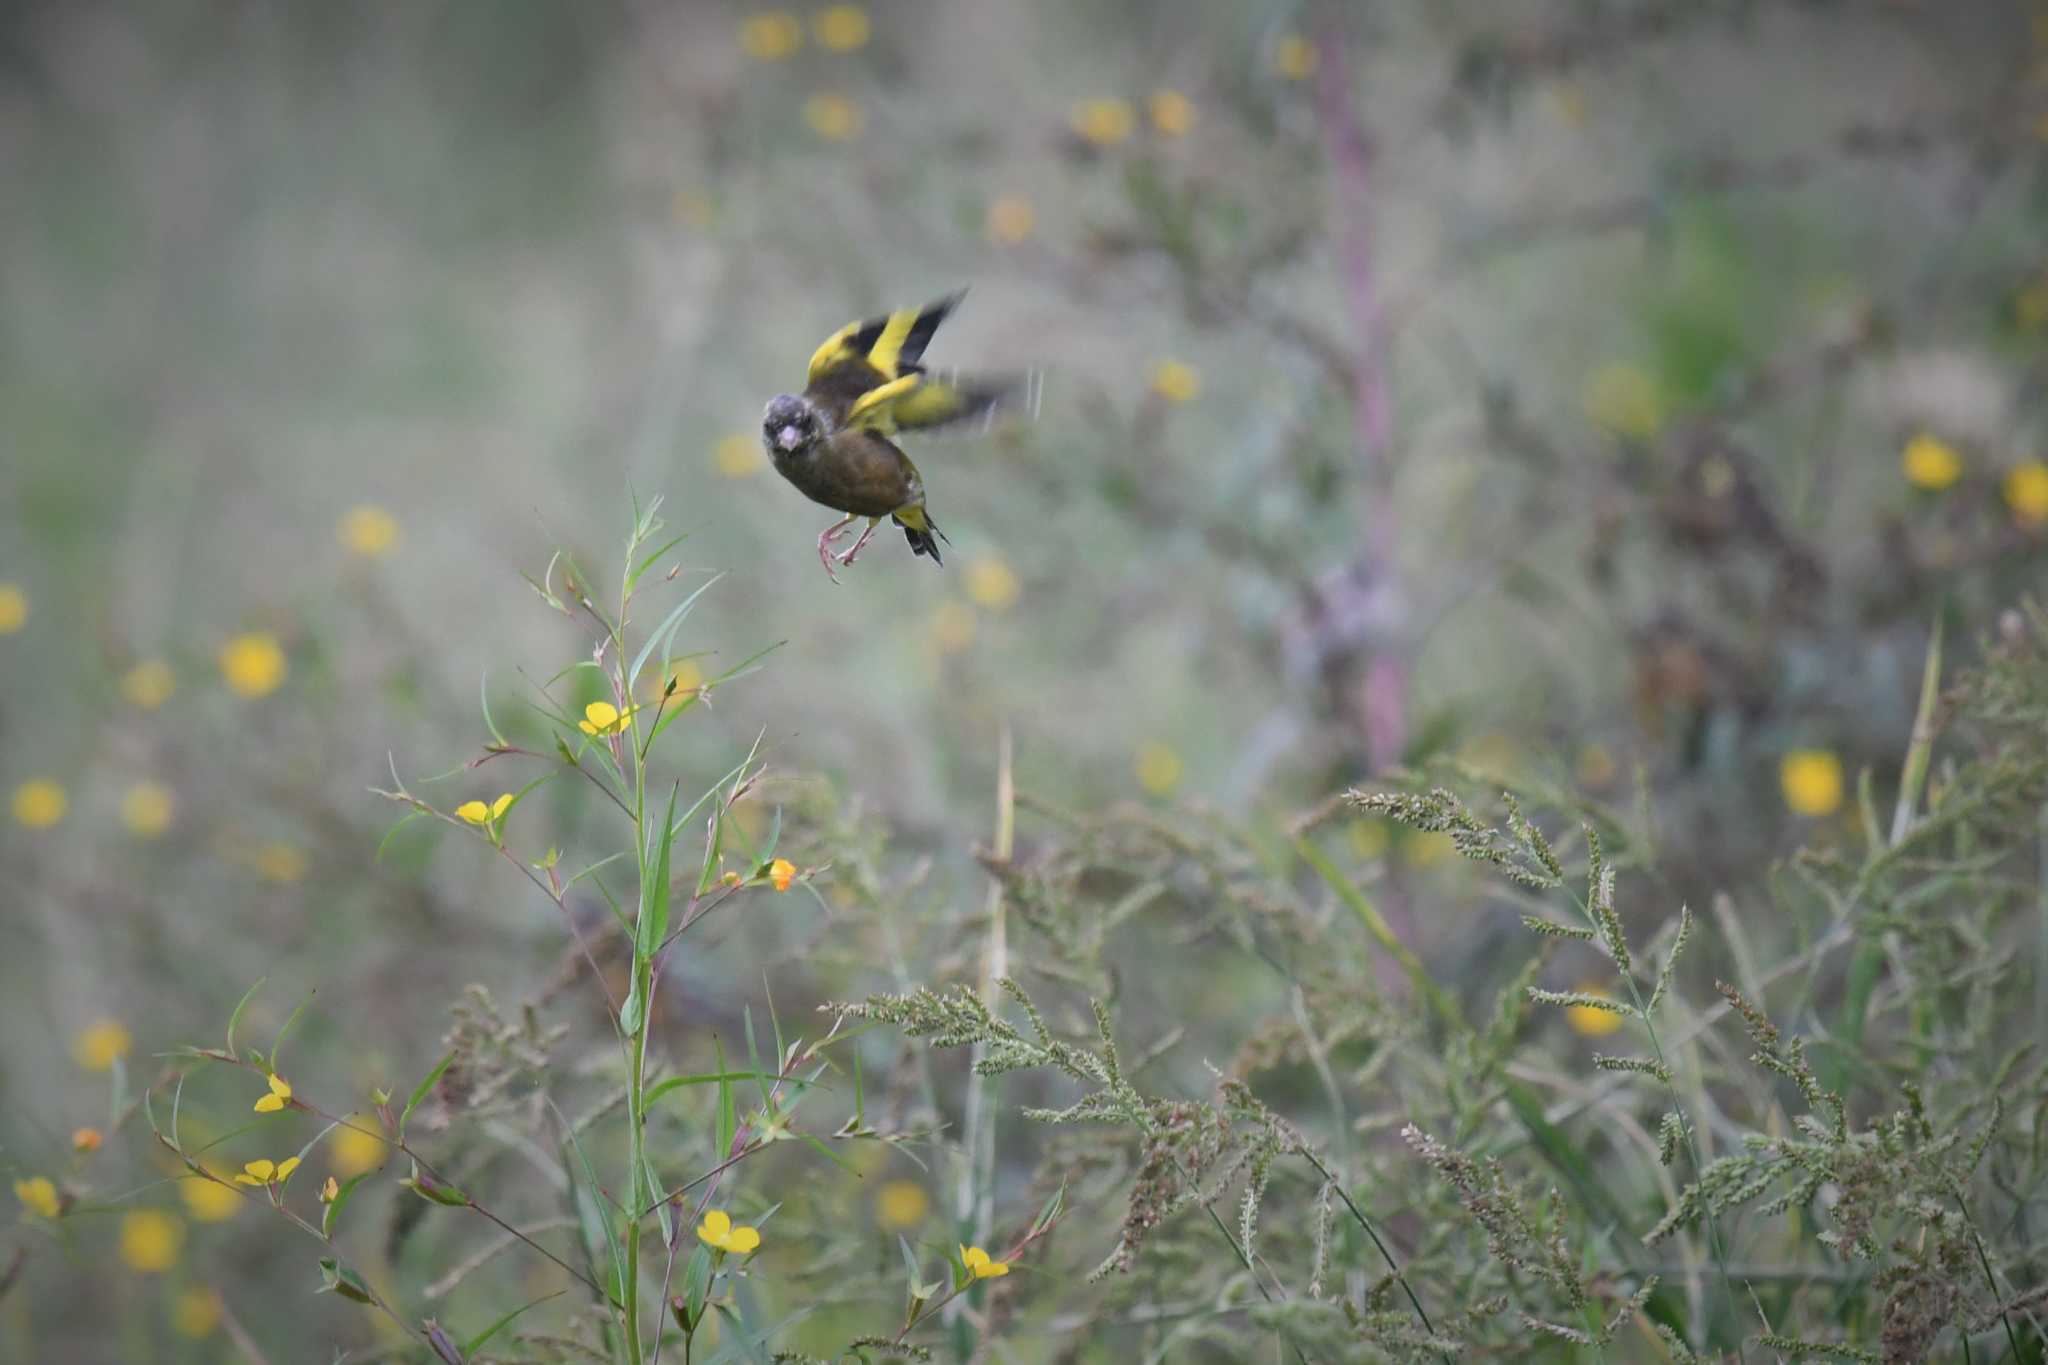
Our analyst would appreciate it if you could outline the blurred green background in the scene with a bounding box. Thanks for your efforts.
[4,0,2047,1358]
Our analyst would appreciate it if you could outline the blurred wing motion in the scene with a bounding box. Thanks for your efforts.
[805,291,1038,435]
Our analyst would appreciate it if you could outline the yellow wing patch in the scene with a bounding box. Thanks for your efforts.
[844,373,922,430]
[805,292,963,386]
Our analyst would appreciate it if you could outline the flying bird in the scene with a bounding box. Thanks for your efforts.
[761,291,1025,581]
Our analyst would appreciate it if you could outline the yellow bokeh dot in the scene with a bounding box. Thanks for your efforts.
[12,778,67,829]
[119,1209,185,1273]
[985,195,1036,246]
[964,557,1020,611]
[171,1286,222,1339]
[2017,278,2048,331]
[1902,432,1963,491]
[122,782,176,838]
[874,1179,929,1230]
[928,599,976,655]
[1134,741,1183,796]
[648,658,706,702]
[1148,89,1196,136]
[1346,819,1390,861]
[121,658,177,710]
[1459,731,1522,780]
[714,432,765,478]
[1583,363,1663,441]
[1401,830,1455,869]
[813,4,870,51]
[219,632,288,699]
[0,582,27,634]
[1564,984,1626,1038]
[1150,360,1201,403]
[739,11,803,60]
[74,1018,133,1072]
[1575,743,1618,789]
[179,1175,243,1224]
[15,1177,60,1219]
[338,504,399,557]
[2002,460,2048,526]
[255,842,307,884]
[804,93,863,141]
[1070,97,1135,146]
[329,1118,392,1178]
[1273,34,1318,81]
[1780,749,1844,818]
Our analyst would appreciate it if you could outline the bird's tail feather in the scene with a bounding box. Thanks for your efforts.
[893,505,950,565]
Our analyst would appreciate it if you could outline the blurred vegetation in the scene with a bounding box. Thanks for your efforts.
[4,0,2048,1360]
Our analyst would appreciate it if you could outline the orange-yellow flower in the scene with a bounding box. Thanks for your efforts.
[219,632,288,699]
[1149,360,1201,403]
[327,1118,390,1177]
[11,778,66,829]
[804,93,863,141]
[71,1127,103,1154]
[119,1209,184,1272]
[739,11,802,61]
[1902,432,1962,491]
[813,4,870,51]
[456,793,514,825]
[320,1175,340,1203]
[578,700,636,736]
[1070,97,1135,146]
[964,557,1020,612]
[2003,460,2048,526]
[73,1018,133,1072]
[253,1072,294,1114]
[875,1179,929,1230]
[697,1208,760,1254]
[768,857,797,892]
[232,1156,302,1188]
[1148,89,1195,136]
[986,195,1035,246]
[1781,749,1844,818]
[338,504,399,557]
[960,1243,1010,1278]
[179,1174,242,1223]
[1564,985,1627,1038]
[14,1177,60,1219]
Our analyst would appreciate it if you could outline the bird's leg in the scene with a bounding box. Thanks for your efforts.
[836,518,883,567]
[816,514,857,582]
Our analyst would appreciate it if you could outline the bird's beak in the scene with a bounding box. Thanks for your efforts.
[776,425,804,452]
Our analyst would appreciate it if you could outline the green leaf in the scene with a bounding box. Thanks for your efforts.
[628,574,724,699]
[627,531,689,596]
[682,1244,713,1339]
[376,809,427,863]
[479,670,509,748]
[270,991,315,1072]
[635,783,682,966]
[553,1099,624,1308]
[322,1169,374,1239]
[644,1070,819,1107]
[318,1257,377,1305]
[400,1051,455,1143]
[464,1291,563,1357]
[225,978,267,1062]
[619,982,644,1039]
[715,1037,736,1161]
[646,1150,672,1245]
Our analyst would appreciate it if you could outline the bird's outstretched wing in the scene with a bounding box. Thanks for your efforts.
[806,291,964,388]
[805,291,1038,436]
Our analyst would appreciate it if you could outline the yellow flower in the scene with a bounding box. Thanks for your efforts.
[875,1179,929,1230]
[805,93,863,141]
[1273,34,1318,81]
[739,11,803,60]
[714,432,765,478]
[985,195,1036,246]
[219,632,287,699]
[697,1208,760,1254]
[1149,360,1201,403]
[12,778,66,829]
[456,793,514,825]
[578,700,636,736]
[73,1018,133,1072]
[121,658,176,710]
[171,1287,222,1340]
[253,1072,294,1114]
[338,504,399,557]
[1134,741,1183,796]
[960,1243,1010,1278]
[813,4,870,51]
[1781,749,1844,818]
[119,1209,185,1272]
[1901,432,1963,491]
[254,843,305,883]
[768,857,796,892]
[0,582,26,634]
[2003,460,2048,526]
[1583,363,1663,441]
[232,1156,302,1187]
[929,599,976,655]
[1148,89,1195,136]
[72,1127,104,1153]
[15,1177,60,1219]
[964,557,1020,611]
[320,1176,339,1203]
[122,782,175,838]
[1564,984,1627,1038]
[179,1175,242,1223]
[1070,97,1135,146]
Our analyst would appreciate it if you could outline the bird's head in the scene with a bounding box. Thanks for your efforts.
[762,394,823,460]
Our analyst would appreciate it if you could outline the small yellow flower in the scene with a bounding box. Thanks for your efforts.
[254,1072,294,1114]
[119,1209,185,1272]
[72,1127,104,1154]
[15,1177,60,1219]
[715,432,765,478]
[254,843,305,883]
[456,793,515,826]
[768,857,796,892]
[1583,363,1663,441]
[73,1018,133,1072]
[929,599,976,655]
[875,1179,929,1230]
[1149,360,1201,403]
[960,1244,1010,1278]
[219,632,288,699]
[813,4,870,51]
[12,778,67,829]
[179,1175,242,1223]
[0,582,26,634]
[578,700,636,736]
[1273,34,1318,81]
[232,1156,302,1187]
[739,11,803,61]
[1070,97,1135,146]
[1781,749,1844,818]
[121,658,176,710]
[337,504,399,557]
[697,1208,761,1254]
[1901,432,1963,491]
[171,1287,222,1340]
[1148,88,1196,136]
[722,869,745,888]
[804,93,863,141]
[122,782,175,838]
[1134,741,1183,796]
[1564,984,1627,1038]
[320,1175,339,1203]
[964,556,1020,611]
[2003,460,2048,526]
[985,195,1036,246]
